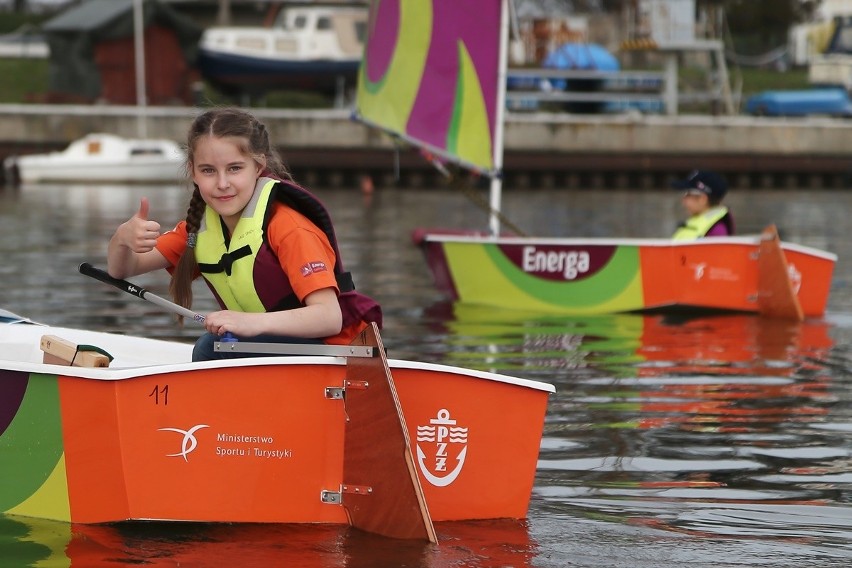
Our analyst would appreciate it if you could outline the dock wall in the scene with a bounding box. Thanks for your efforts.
[1,104,850,188]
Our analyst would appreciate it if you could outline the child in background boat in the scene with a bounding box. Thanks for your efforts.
[107,107,381,361]
[671,170,735,239]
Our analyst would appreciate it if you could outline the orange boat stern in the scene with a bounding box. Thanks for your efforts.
[60,364,349,524]
[393,366,551,521]
[640,239,835,317]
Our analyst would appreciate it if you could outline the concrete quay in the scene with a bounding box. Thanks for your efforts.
[1,104,851,189]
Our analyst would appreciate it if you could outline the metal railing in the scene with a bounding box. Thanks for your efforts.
[506,68,668,113]
[505,68,729,114]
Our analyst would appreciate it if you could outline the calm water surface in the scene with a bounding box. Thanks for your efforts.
[0,182,850,567]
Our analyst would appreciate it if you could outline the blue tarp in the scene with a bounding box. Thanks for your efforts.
[744,88,852,117]
[543,43,620,71]
[542,43,618,92]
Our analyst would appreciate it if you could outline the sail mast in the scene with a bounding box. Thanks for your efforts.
[488,0,510,236]
[133,0,147,139]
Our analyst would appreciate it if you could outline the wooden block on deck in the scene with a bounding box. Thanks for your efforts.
[40,335,111,368]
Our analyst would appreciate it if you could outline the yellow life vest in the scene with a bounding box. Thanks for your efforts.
[195,177,278,312]
[672,206,730,241]
[193,175,383,329]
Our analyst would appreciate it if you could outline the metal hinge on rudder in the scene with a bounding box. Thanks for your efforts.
[324,380,369,400]
[325,380,369,422]
[320,484,373,505]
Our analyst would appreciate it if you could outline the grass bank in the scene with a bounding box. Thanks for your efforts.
[0,57,333,107]
[0,58,49,103]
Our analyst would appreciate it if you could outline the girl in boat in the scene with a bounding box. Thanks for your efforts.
[107,107,381,361]
[671,170,735,240]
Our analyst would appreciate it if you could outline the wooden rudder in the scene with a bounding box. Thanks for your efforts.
[757,224,804,321]
[341,323,437,542]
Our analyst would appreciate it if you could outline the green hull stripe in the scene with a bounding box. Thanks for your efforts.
[445,243,644,313]
[0,374,65,511]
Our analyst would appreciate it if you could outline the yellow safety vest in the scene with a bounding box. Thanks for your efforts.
[193,175,383,329]
[195,177,278,312]
[672,206,730,241]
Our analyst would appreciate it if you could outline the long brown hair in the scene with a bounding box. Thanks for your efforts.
[169,108,293,317]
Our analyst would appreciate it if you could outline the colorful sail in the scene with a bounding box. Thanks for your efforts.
[355,0,503,175]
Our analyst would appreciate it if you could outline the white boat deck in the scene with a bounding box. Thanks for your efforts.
[0,320,192,372]
[0,319,555,393]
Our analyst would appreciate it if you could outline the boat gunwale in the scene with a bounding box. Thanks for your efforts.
[421,233,838,261]
[0,341,556,394]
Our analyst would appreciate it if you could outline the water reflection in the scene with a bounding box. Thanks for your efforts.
[438,306,849,550]
[426,303,833,376]
[1,183,850,566]
[1,515,538,567]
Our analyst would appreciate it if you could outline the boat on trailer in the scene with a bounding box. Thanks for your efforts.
[197,4,368,99]
[0,310,553,541]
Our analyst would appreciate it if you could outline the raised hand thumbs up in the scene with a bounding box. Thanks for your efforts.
[124,197,161,253]
[136,197,150,221]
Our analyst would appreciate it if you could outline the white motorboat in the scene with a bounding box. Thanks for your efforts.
[6,133,185,184]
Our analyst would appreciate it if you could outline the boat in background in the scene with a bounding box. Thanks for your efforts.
[354,0,836,319]
[413,227,836,318]
[4,133,185,184]
[0,311,552,537]
[197,4,368,99]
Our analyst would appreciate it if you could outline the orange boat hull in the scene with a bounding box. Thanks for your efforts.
[416,233,836,317]
[2,350,552,525]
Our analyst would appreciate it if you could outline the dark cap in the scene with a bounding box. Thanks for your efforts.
[671,170,728,200]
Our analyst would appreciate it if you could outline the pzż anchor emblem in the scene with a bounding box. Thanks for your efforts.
[415,409,468,487]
